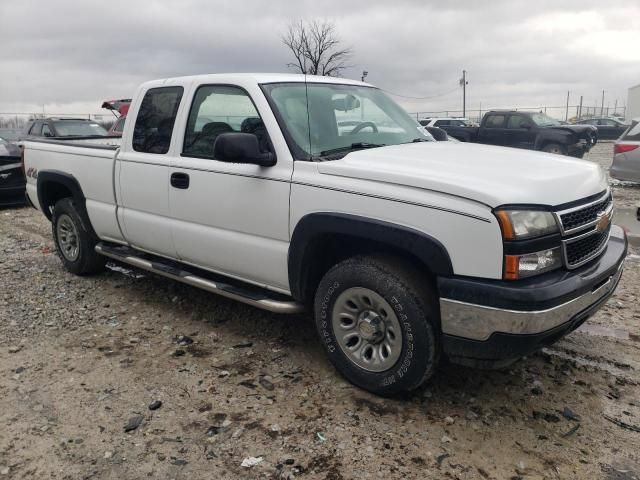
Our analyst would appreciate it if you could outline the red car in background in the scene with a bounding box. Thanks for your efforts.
[102,99,131,136]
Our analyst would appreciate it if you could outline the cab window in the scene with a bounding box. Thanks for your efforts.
[506,115,530,129]
[132,86,183,154]
[485,115,505,128]
[182,85,269,159]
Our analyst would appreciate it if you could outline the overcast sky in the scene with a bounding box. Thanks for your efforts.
[1,0,638,119]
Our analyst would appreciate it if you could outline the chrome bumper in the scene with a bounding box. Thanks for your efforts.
[439,260,624,341]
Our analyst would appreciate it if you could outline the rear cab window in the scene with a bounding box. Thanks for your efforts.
[484,115,505,128]
[133,86,184,154]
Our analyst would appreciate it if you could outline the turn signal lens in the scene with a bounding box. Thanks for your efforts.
[495,210,558,240]
[504,248,562,280]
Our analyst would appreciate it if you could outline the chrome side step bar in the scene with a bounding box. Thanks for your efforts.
[95,243,304,314]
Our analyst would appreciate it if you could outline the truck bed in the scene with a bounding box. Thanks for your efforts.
[23,137,123,244]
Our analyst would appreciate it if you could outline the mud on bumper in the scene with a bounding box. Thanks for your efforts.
[438,225,627,368]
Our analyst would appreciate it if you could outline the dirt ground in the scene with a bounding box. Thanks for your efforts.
[1,142,639,480]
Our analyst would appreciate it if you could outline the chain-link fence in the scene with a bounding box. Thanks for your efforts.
[409,105,627,123]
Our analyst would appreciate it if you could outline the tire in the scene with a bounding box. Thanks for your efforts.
[313,255,440,396]
[51,198,105,275]
[541,143,567,156]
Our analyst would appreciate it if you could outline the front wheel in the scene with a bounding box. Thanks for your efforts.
[52,198,105,275]
[313,255,440,396]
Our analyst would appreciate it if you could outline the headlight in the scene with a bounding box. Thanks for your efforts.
[495,210,558,240]
[504,247,562,280]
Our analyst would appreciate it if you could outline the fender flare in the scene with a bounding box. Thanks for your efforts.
[288,213,454,301]
[36,170,96,237]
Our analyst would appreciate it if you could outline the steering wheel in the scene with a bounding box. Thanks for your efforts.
[349,122,378,134]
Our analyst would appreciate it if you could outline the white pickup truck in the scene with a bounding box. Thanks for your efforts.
[23,73,627,396]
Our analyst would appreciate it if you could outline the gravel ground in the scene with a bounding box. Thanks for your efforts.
[1,142,639,479]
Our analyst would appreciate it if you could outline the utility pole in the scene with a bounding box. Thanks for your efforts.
[600,90,605,117]
[614,99,618,115]
[565,91,570,121]
[578,95,583,120]
[460,70,468,117]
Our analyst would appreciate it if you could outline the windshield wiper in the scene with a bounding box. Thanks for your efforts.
[318,142,385,157]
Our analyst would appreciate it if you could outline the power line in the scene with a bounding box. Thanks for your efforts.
[381,86,460,100]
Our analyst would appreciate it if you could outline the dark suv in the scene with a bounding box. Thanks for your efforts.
[21,118,108,140]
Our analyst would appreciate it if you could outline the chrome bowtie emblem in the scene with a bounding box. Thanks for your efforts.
[595,210,611,233]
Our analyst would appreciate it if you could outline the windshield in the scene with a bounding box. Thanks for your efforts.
[52,121,108,137]
[529,113,561,127]
[262,82,433,159]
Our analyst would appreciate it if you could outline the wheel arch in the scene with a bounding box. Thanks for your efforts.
[288,213,453,304]
[37,170,96,237]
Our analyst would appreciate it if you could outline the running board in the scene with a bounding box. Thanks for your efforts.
[95,243,304,314]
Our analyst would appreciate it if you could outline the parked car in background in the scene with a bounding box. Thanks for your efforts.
[0,136,25,206]
[22,73,626,396]
[107,115,127,136]
[102,99,131,137]
[21,118,109,141]
[444,111,597,157]
[419,117,478,128]
[610,119,640,183]
[574,117,629,140]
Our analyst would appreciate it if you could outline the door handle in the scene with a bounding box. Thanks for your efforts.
[170,172,190,189]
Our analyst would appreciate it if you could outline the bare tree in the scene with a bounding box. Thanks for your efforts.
[282,20,352,77]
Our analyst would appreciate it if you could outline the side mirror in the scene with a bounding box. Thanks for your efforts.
[43,131,53,137]
[425,126,448,141]
[213,133,275,167]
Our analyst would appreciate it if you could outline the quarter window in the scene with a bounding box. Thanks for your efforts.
[132,86,183,154]
[182,85,268,159]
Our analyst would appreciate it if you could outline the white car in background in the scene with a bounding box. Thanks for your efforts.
[419,117,478,128]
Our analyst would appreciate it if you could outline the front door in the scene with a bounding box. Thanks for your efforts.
[168,84,293,292]
[506,114,535,149]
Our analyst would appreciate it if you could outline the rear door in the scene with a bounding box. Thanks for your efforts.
[168,83,293,291]
[479,114,507,145]
[117,85,184,257]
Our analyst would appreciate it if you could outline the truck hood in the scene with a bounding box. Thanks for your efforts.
[316,142,607,207]
[542,124,596,135]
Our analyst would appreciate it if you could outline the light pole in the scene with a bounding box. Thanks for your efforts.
[460,70,468,117]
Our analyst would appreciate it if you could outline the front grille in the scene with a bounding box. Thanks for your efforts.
[564,225,610,267]
[560,193,611,232]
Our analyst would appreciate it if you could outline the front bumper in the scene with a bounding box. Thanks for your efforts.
[438,225,627,367]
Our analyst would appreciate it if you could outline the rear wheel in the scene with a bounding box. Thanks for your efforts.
[52,198,105,275]
[541,143,567,156]
[313,255,440,396]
